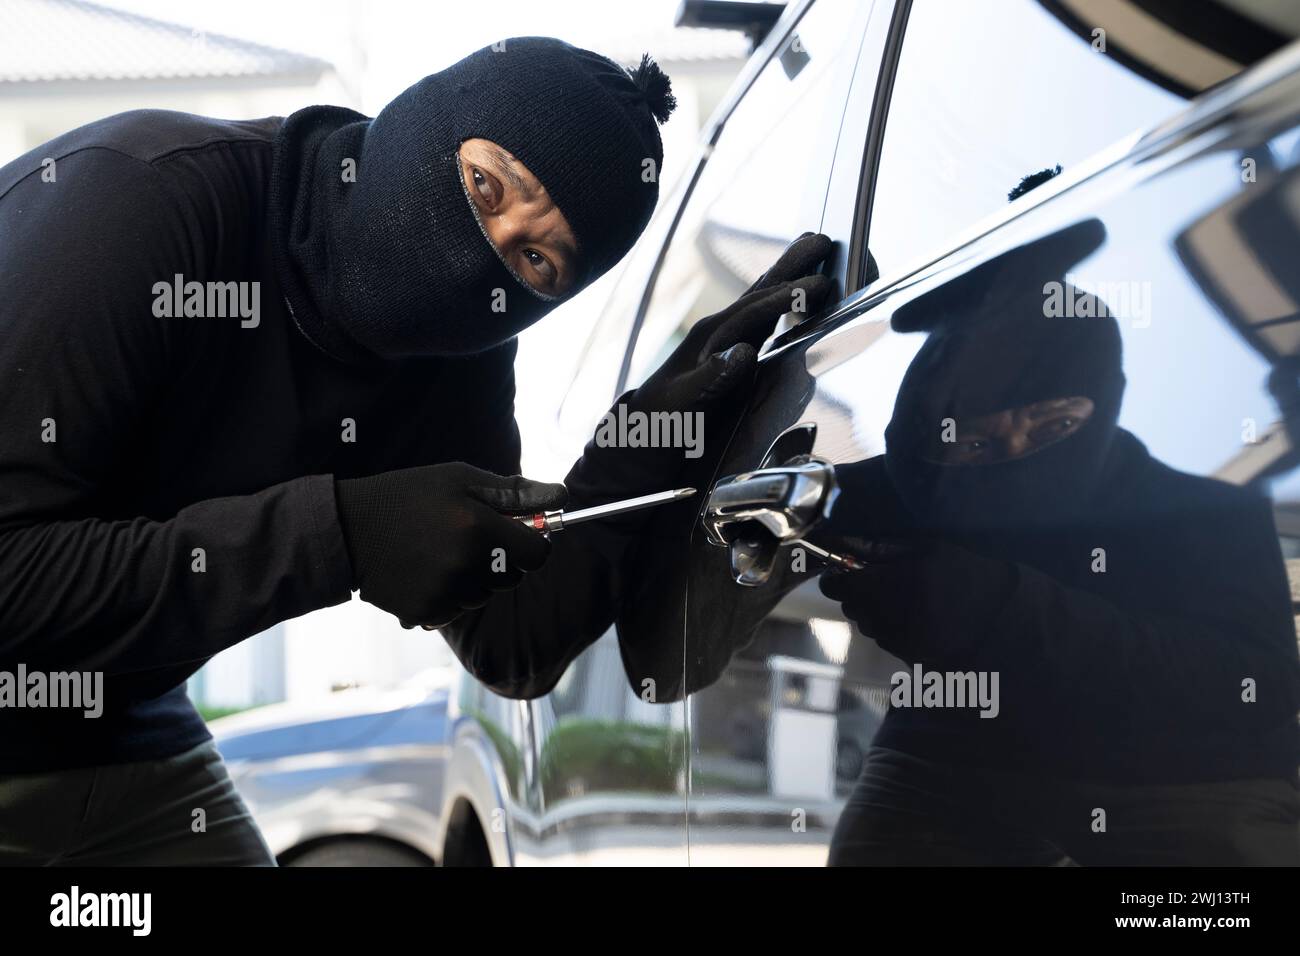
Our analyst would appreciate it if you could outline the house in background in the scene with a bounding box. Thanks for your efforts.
[0,0,346,163]
[3,0,750,714]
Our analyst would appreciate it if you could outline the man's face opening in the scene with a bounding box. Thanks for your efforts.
[457,138,580,297]
[926,395,1096,466]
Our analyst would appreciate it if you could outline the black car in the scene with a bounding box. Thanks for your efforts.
[437,0,1300,865]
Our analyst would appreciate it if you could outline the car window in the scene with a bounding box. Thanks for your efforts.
[553,178,684,446]
[622,0,876,390]
[668,84,1300,863]
[867,0,1185,280]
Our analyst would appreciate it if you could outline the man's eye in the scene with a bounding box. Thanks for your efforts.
[523,249,556,285]
[470,167,497,206]
[932,437,989,464]
[1029,417,1079,444]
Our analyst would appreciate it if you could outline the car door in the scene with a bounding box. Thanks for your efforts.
[522,0,880,864]
[665,0,1300,865]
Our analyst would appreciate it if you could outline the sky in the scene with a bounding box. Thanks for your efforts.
[96,0,695,113]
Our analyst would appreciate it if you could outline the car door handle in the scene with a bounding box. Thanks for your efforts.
[703,457,842,586]
[703,457,838,546]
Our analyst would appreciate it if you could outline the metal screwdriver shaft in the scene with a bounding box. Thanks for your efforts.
[516,487,697,533]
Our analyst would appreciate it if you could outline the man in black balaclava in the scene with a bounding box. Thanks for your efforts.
[0,37,833,864]
[816,234,1300,864]
[272,41,678,361]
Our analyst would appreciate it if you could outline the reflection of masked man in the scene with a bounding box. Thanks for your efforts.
[820,292,1300,866]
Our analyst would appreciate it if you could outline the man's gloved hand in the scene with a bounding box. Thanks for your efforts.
[336,461,567,628]
[633,231,836,413]
[745,230,838,296]
[567,232,836,514]
[818,539,1019,667]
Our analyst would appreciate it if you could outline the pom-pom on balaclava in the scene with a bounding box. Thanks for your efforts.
[270,38,675,363]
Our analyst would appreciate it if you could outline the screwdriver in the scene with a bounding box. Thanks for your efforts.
[418,487,698,630]
[795,537,867,571]
[516,487,697,533]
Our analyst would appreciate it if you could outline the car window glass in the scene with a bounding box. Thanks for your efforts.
[554,181,683,445]
[674,108,1300,862]
[623,0,873,390]
[868,0,1184,279]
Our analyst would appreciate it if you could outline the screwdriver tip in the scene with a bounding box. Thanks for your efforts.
[675,487,697,498]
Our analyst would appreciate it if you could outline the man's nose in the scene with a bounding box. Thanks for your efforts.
[1002,431,1035,460]
[485,207,533,254]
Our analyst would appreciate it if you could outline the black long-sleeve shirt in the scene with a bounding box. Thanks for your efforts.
[0,110,615,773]
[833,446,1300,784]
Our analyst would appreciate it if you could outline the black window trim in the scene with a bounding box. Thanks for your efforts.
[844,0,911,295]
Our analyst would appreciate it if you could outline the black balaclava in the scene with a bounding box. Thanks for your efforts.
[269,38,674,363]
[883,225,1127,534]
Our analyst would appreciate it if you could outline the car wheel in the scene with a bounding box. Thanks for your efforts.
[285,839,431,867]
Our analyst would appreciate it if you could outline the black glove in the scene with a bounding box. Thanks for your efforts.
[633,231,836,418]
[336,461,567,628]
[818,539,1018,666]
[567,233,836,517]
[744,230,837,297]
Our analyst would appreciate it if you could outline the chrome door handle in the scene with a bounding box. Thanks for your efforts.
[707,455,837,582]
[704,457,838,546]
[704,457,840,585]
